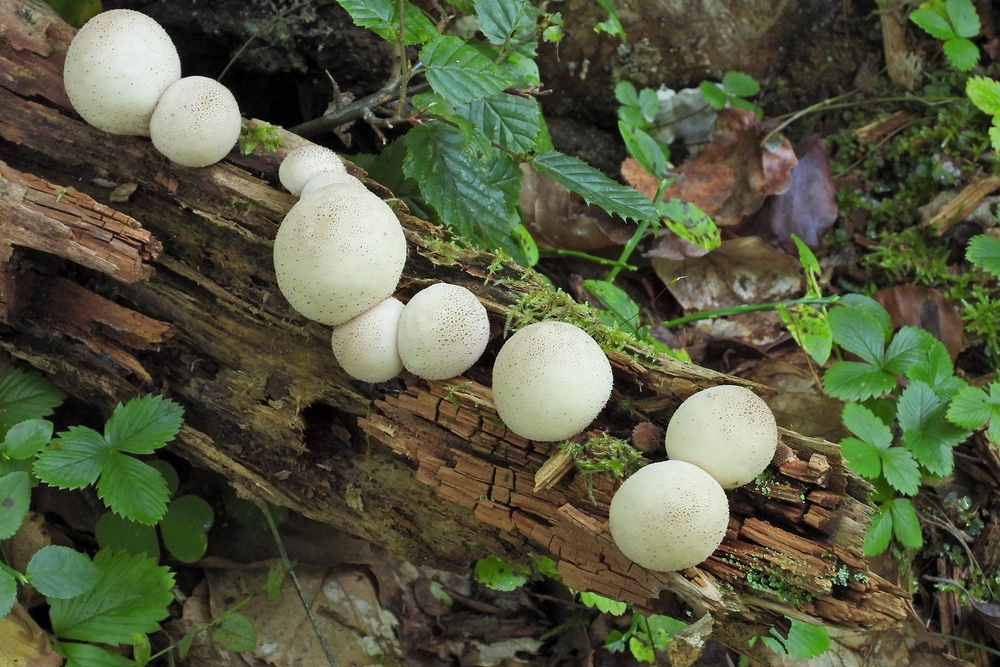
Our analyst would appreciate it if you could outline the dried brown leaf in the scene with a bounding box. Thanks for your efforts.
[872,286,964,360]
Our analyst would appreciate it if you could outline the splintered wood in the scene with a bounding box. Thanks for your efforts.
[361,380,908,630]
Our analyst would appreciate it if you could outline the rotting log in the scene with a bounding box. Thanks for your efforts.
[0,0,909,651]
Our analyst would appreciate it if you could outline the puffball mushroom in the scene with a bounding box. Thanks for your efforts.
[664,385,778,489]
[149,76,242,167]
[279,145,347,196]
[299,171,369,200]
[272,186,407,326]
[63,9,181,135]
[492,321,613,441]
[396,283,490,380]
[331,297,405,383]
[608,460,729,572]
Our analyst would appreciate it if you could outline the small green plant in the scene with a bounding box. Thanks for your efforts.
[910,0,981,72]
[699,71,762,116]
[238,121,285,155]
[749,615,830,659]
[579,591,687,664]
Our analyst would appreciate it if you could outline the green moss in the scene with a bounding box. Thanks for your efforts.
[561,435,642,502]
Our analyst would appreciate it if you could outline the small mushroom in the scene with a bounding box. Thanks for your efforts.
[299,171,368,199]
[272,186,407,326]
[664,385,778,489]
[279,145,347,196]
[63,9,181,135]
[396,283,490,381]
[331,297,405,383]
[608,460,729,572]
[149,76,242,167]
[491,321,613,442]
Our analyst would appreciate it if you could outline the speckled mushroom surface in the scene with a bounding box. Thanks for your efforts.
[272,186,407,327]
[491,321,613,442]
[396,283,490,381]
[149,76,242,167]
[279,145,347,196]
[664,385,778,489]
[63,9,181,135]
[330,297,405,383]
[608,460,729,572]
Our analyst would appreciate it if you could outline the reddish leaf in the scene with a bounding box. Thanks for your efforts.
[872,286,964,360]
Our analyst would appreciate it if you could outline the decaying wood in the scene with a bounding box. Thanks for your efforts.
[0,0,910,651]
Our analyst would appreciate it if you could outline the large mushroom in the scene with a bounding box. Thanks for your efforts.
[149,76,242,167]
[396,283,490,381]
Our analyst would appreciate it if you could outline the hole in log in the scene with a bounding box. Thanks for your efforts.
[301,401,363,456]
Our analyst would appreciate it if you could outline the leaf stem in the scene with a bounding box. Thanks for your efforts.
[539,248,637,270]
[605,178,670,282]
[661,296,841,329]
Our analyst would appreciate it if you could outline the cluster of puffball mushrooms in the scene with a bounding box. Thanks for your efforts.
[65,9,780,575]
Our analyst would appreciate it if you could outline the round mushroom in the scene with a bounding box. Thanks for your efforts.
[396,283,490,381]
[63,9,181,135]
[331,297,405,383]
[272,186,407,326]
[664,385,778,489]
[299,171,368,200]
[491,321,613,441]
[608,460,729,572]
[279,145,347,196]
[149,76,242,167]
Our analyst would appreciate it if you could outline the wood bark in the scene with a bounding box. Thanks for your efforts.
[0,0,910,653]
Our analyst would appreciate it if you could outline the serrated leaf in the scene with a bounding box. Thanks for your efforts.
[104,395,184,455]
[967,78,1000,117]
[646,614,686,647]
[95,512,160,560]
[2,418,52,460]
[841,437,882,479]
[422,36,514,105]
[457,93,541,154]
[0,366,65,437]
[906,337,962,399]
[967,234,1000,278]
[879,447,921,495]
[822,361,895,401]
[34,426,109,489]
[842,403,892,449]
[699,81,728,110]
[898,381,968,475]
[628,633,655,664]
[532,151,657,223]
[0,571,15,621]
[779,618,830,658]
[619,122,669,177]
[53,641,135,667]
[579,591,628,615]
[883,326,935,375]
[863,508,893,556]
[888,498,923,548]
[96,454,170,525]
[593,0,625,40]
[474,0,539,55]
[779,304,832,365]
[26,546,99,599]
[474,555,527,591]
[403,121,521,249]
[840,294,892,333]
[943,37,980,70]
[0,471,30,541]
[828,306,885,365]
[212,612,257,652]
[657,198,719,250]
[50,549,174,645]
[721,71,760,97]
[336,0,439,44]
[638,87,660,122]
[990,125,1000,152]
[910,7,957,40]
[947,384,994,428]
[614,80,639,106]
[947,0,981,37]
[160,495,214,563]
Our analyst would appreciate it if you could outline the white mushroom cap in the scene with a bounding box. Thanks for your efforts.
[63,9,181,135]
[664,385,778,489]
[491,321,613,441]
[300,171,368,199]
[149,76,242,167]
[609,460,729,572]
[272,186,407,326]
[279,146,347,196]
[396,283,490,381]
[331,297,405,383]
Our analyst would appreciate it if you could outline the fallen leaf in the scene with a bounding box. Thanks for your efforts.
[0,603,62,667]
[872,286,964,360]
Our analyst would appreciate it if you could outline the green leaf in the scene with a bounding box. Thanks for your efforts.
[104,395,184,455]
[2,418,53,460]
[771,618,830,658]
[991,125,1000,152]
[842,403,892,449]
[50,549,174,645]
[779,304,832,365]
[149,459,180,497]
[966,78,1000,117]
[883,326,935,375]
[0,471,32,540]
[474,0,539,54]
[0,570,15,620]
[160,495,214,563]
[43,0,102,28]
[212,612,257,652]
[646,614,686,648]
[336,0,439,44]
[657,198,719,250]
[133,633,151,667]
[52,640,135,667]
[828,306,885,366]
[910,7,958,40]
[879,447,921,496]
[619,122,669,177]
[967,234,1000,278]
[898,381,969,475]
[888,497,923,548]
[949,383,1000,444]
[792,234,822,297]
[474,555,528,591]
[637,88,660,122]
[721,71,760,97]
[943,37,980,70]
[422,36,514,105]
[34,426,109,489]
[579,591,627,615]
[841,437,882,479]
[906,337,963,399]
[26,546,100,599]
[947,0,981,37]
[840,294,892,332]
[699,81,728,110]
[532,151,657,223]
[593,0,626,41]
[822,361,895,402]
[95,512,160,560]
[584,280,640,331]
[457,93,542,154]
[628,633,655,664]
[863,508,893,556]
[0,366,66,437]
[614,80,639,106]
[403,121,521,249]
[96,454,170,525]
